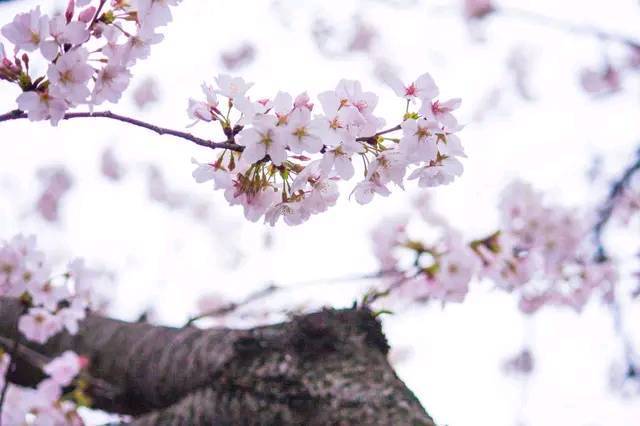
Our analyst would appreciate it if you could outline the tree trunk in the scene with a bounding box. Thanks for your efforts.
[0,298,434,425]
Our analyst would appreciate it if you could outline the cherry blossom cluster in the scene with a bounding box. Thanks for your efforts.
[192,73,466,225]
[0,235,102,422]
[372,181,618,313]
[0,234,101,343]
[0,0,181,125]
[1,351,88,425]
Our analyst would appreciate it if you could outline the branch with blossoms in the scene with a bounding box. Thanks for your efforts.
[0,0,468,226]
[189,73,466,225]
[0,234,111,422]
[0,109,241,151]
[370,182,617,313]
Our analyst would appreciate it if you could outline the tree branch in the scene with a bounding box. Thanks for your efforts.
[356,124,402,142]
[591,149,640,378]
[593,149,640,259]
[495,7,640,49]
[0,297,434,425]
[0,109,406,155]
[0,110,242,152]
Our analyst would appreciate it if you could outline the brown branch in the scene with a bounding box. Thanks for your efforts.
[356,124,402,143]
[0,297,434,425]
[1,108,405,156]
[0,336,49,370]
[0,109,242,152]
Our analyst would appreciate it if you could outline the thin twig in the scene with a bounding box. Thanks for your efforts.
[495,7,640,49]
[0,110,242,152]
[185,284,280,326]
[356,124,402,142]
[593,149,640,259]
[184,270,394,326]
[0,109,405,155]
[363,270,421,306]
[591,149,640,372]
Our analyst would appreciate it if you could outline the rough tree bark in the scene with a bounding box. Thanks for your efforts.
[0,298,434,425]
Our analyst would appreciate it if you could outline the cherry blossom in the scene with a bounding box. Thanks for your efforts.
[92,64,132,105]
[399,118,439,163]
[386,73,439,103]
[236,115,288,166]
[188,83,220,123]
[408,156,464,188]
[48,14,90,50]
[311,90,365,151]
[1,6,53,55]
[320,147,356,180]
[214,74,253,99]
[265,201,310,226]
[16,90,67,126]
[421,98,462,129]
[135,0,182,28]
[18,307,64,344]
[44,351,83,387]
[47,48,93,103]
[281,108,323,154]
[352,176,392,205]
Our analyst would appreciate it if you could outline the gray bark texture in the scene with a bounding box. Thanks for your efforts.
[0,298,435,425]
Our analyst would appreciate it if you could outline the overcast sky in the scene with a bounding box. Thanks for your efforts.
[1,0,640,425]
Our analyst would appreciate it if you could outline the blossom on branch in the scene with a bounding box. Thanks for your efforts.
[192,73,466,225]
[372,180,618,312]
[0,0,182,124]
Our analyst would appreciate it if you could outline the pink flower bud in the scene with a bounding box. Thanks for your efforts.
[78,355,90,369]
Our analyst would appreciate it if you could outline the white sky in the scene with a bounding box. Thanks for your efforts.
[1,0,640,425]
